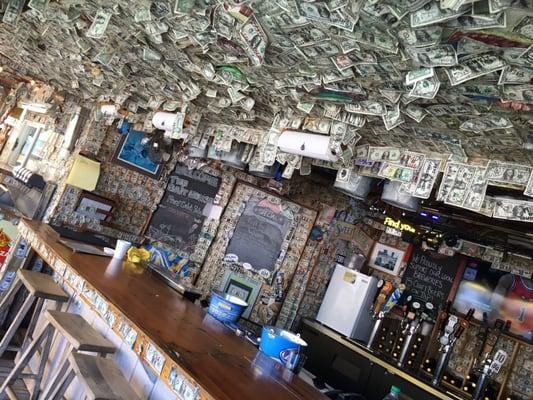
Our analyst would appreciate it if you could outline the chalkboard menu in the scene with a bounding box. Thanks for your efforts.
[402,248,458,310]
[225,193,294,281]
[147,164,221,253]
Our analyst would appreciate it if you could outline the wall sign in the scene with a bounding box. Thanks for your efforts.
[146,164,221,254]
[225,191,296,282]
[384,217,416,233]
[402,247,458,310]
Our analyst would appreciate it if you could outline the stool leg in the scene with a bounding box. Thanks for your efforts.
[0,293,36,358]
[49,365,75,400]
[0,278,22,314]
[38,344,72,400]
[0,324,52,396]
[30,319,54,400]
[21,297,44,352]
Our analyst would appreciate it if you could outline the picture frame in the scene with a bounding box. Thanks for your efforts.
[75,191,115,222]
[112,130,162,178]
[220,271,262,319]
[368,243,405,276]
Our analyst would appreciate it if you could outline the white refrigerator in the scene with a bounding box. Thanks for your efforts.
[316,264,378,343]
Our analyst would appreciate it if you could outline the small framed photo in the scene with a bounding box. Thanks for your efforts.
[75,191,115,222]
[368,243,405,276]
[113,130,162,178]
[220,271,261,319]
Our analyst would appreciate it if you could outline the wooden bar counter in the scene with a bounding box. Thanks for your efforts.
[16,220,326,400]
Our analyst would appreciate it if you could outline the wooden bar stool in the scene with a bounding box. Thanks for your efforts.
[45,352,141,400]
[0,270,69,358]
[0,310,116,400]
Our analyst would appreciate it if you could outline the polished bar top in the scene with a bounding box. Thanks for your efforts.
[22,220,326,400]
[303,319,459,400]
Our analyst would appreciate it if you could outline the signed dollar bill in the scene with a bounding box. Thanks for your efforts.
[493,198,533,222]
[486,161,532,187]
[86,8,112,39]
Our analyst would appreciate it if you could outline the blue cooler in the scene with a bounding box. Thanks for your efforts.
[208,290,248,323]
[259,326,307,368]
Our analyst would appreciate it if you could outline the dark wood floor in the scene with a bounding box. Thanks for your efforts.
[0,358,30,400]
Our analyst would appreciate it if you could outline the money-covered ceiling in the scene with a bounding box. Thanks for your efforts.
[0,0,532,166]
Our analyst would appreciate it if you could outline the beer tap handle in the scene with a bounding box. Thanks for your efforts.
[437,301,452,333]
[454,308,475,340]
[373,281,393,315]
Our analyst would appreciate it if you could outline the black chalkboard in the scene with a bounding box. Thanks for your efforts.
[402,248,458,310]
[225,193,293,277]
[147,164,220,253]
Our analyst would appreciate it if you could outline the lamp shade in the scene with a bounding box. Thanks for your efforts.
[278,131,338,162]
[334,172,375,200]
[381,180,420,212]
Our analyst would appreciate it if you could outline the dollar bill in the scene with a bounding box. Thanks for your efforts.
[446,12,507,30]
[2,0,24,25]
[405,67,434,85]
[397,26,443,47]
[409,75,440,99]
[486,160,532,186]
[438,162,486,210]
[359,161,383,177]
[513,16,533,40]
[355,145,369,163]
[333,111,366,128]
[345,101,386,116]
[379,163,415,182]
[302,117,331,134]
[86,8,113,39]
[332,51,377,71]
[134,6,152,23]
[524,172,533,197]
[324,81,366,96]
[493,198,533,222]
[413,158,441,198]
[174,0,195,14]
[488,0,515,13]
[297,102,315,114]
[298,2,355,31]
[426,104,477,116]
[410,2,467,27]
[460,115,513,133]
[501,85,533,103]
[399,151,426,169]
[336,167,352,183]
[403,104,427,122]
[454,84,500,98]
[498,66,533,85]
[285,25,330,48]
[477,196,496,217]
[382,104,405,131]
[28,0,50,14]
[346,28,399,54]
[445,53,506,86]
[343,126,362,146]
[407,45,458,67]
[368,146,401,162]
[462,168,488,212]
[240,17,268,66]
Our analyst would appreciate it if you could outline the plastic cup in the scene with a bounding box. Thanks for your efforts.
[113,239,131,260]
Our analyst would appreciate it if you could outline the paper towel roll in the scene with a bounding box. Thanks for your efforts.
[278,131,338,162]
[100,104,117,116]
[152,111,177,130]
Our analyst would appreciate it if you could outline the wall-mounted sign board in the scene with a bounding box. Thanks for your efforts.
[146,164,221,254]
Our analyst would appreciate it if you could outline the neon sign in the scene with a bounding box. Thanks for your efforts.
[384,217,416,233]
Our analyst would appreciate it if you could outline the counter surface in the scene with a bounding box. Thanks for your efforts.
[303,319,459,400]
[21,220,326,400]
